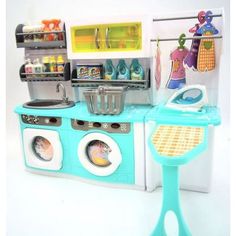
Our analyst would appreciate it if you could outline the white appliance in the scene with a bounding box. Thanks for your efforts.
[23,128,63,170]
[78,132,122,177]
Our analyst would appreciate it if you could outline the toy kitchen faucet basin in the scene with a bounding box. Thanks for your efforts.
[23,83,75,109]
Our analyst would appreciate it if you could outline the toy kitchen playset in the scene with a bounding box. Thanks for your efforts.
[14,9,223,236]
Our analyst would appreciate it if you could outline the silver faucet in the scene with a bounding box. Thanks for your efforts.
[56,83,69,104]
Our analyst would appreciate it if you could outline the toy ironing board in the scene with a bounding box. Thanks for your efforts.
[197,10,219,72]
[148,94,221,236]
[149,125,207,236]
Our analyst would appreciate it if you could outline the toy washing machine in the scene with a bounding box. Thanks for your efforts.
[14,106,72,173]
[65,102,151,190]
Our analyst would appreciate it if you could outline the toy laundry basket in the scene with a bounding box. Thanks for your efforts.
[84,86,126,115]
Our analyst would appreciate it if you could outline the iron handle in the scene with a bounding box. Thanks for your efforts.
[105,27,111,48]
[95,28,100,49]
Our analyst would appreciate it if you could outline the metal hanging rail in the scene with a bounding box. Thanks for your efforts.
[153,14,222,22]
[150,35,222,42]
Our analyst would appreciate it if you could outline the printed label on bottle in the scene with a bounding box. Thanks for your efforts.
[50,63,57,72]
[34,66,42,73]
[57,64,64,72]
[25,67,32,73]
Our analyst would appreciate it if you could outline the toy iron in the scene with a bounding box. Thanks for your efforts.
[165,84,208,112]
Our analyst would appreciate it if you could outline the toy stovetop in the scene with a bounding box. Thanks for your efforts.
[15,102,152,122]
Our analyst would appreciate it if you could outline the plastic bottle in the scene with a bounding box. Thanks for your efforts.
[104,59,116,80]
[33,25,44,42]
[25,58,33,73]
[130,59,144,80]
[22,25,33,42]
[116,59,130,80]
[56,55,65,73]
[42,20,54,41]
[51,19,63,41]
[42,56,50,72]
[49,56,57,73]
[33,58,43,74]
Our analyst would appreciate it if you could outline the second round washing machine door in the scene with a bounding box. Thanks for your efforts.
[78,133,122,176]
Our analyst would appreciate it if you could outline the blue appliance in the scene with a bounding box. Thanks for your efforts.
[15,103,151,190]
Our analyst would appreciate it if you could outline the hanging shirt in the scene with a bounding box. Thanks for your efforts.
[170,47,189,80]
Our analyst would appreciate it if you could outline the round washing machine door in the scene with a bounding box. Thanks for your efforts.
[78,133,122,176]
[23,128,63,170]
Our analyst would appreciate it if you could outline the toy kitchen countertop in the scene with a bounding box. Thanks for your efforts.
[15,102,153,122]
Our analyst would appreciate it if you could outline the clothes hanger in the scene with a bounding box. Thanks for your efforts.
[189,10,205,33]
[178,33,186,50]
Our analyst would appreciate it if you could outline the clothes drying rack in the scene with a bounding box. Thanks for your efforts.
[150,12,223,42]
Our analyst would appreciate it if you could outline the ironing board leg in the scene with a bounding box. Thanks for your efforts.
[151,165,191,236]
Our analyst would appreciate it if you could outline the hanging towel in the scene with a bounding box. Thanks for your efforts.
[155,45,161,89]
[197,23,219,72]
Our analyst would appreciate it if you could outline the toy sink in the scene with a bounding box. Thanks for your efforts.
[23,99,75,109]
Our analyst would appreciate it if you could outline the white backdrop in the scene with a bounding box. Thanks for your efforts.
[6,0,230,235]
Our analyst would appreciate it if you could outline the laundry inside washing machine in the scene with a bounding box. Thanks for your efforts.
[86,140,112,167]
[18,114,64,171]
[32,136,54,162]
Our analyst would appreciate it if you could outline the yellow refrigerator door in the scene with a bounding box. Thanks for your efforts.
[104,22,142,52]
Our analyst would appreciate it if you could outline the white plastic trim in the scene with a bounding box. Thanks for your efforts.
[78,133,122,176]
[134,123,145,188]
[23,128,63,170]
[26,168,146,191]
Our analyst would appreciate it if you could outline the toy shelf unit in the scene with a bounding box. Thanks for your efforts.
[65,16,151,59]
[19,62,70,82]
[70,57,154,106]
[19,48,70,82]
[15,22,67,49]
[71,60,150,90]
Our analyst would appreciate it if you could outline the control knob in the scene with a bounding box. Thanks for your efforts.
[22,115,28,120]
[33,116,39,124]
[26,116,32,123]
